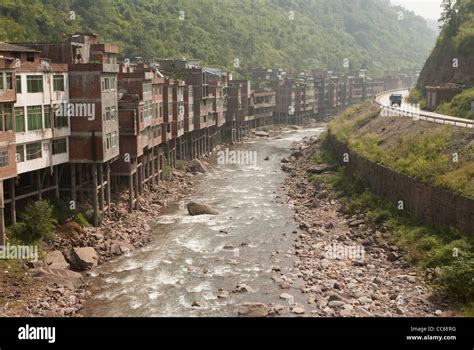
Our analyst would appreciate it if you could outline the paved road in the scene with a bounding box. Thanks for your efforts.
[375,89,474,129]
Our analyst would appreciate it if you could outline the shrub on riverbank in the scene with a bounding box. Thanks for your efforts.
[10,200,56,244]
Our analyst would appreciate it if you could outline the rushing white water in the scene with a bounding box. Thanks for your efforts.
[82,127,325,316]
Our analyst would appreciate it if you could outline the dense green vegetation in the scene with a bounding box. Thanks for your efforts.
[311,133,474,312]
[328,101,474,198]
[436,87,474,119]
[8,200,56,244]
[416,0,474,99]
[0,0,435,76]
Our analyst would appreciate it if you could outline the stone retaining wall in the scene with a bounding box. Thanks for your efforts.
[327,131,474,235]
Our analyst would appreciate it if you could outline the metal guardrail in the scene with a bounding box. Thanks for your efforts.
[373,90,474,129]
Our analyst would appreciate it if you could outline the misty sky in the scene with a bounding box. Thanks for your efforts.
[391,0,443,20]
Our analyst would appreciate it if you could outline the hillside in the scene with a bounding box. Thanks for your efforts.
[416,0,474,89]
[0,0,435,76]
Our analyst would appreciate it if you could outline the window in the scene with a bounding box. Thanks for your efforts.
[153,126,161,138]
[16,145,24,163]
[144,101,152,119]
[105,132,117,149]
[143,81,152,93]
[0,150,8,168]
[52,138,67,155]
[27,76,43,93]
[16,75,22,93]
[15,107,25,132]
[53,75,64,91]
[159,103,163,118]
[111,131,118,147]
[105,107,111,121]
[55,112,68,128]
[108,107,117,121]
[26,52,34,62]
[6,73,13,90]
[27,105,43,130]
[26,142,42,160]
[0,73,3,90]
[4,104,13,131]
[102,77,116,91]
[44,106,52,128]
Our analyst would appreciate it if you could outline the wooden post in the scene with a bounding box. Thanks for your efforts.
[10,179,16,225]
[71,163,77,206]
[36,169,42,200]
[98,163,104,212]
[92,164,99,226]
[150,150,156,187]
[134,160,139,210]
[106,162,111,213]
[54,166,59,199]
[78,163,83,203]
[128,171,133,213]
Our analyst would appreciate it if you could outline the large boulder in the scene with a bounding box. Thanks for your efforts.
[187,201,219,216]
[187,160,207,173]
[45,250,70,270]
[238,303,269,317]
[67,247,99,271]
[30,267,83,290]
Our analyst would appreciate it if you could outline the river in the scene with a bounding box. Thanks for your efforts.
[82,127,325,316]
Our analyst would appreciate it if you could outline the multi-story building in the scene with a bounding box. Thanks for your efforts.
[252,89,276,127]
[112,63,164,212]
[0,43,70,240]
[157,59,212,158]
[205,67,228,149]
[0,45,19,245]
[226,80,252,141]
[20,33,120,225]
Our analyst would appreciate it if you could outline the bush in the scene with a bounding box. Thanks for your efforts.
[176,160,188,171]
[74,213,91,227]
[436,254,474,303]
[163,165,173,181]
[50,198,74,225]
[12,200,56,243]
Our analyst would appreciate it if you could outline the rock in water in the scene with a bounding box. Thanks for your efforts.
[238,303,269,317]
[67,247,99,271]
[187,201,219,216]
[253,131,269,137]
[187,159,207,173]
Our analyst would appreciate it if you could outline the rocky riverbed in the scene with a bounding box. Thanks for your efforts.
[0,124,301,317]
[0,159,203,317]
[279,136,453,317]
